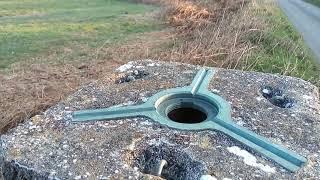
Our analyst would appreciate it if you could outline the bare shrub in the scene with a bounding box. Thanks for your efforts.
[142,0,260,69]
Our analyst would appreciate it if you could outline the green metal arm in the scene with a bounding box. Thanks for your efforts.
[73,104,155,122]
[213,118,306,172]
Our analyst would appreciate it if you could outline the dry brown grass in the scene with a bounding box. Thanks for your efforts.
[0,60,117,133]
[141,0,259,69]
[0,30,171,134]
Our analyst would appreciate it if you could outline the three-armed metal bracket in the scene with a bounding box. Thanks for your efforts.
[73,68,307,172]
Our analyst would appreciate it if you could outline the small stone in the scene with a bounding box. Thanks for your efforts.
[262,88,271,94]
[123,101,134,106]
[78,64,88,69]
[212,89,220,94]
[141,97,148,102]
[126,75,135,82]
[256,97,263,101]
[133,70,139,75]
[303,95,313,100]
[261,86,273,98]
[74,175,81,180]
[29,125,37,130]
[285,102,295,108]
[117,63,133,72]
[237,120,245,126]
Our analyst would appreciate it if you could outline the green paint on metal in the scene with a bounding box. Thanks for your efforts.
[73,68,307,172]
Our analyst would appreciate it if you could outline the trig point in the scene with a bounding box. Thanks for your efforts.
[1,60,320,179]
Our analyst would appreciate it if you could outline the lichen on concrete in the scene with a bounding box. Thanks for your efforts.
[1,60,319,179]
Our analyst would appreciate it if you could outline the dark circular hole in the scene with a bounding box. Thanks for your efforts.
[167,107,207,123]
[135,144,206,180]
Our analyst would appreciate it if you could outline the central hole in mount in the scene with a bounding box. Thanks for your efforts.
[167,107,207,124]
[155,93,219,125]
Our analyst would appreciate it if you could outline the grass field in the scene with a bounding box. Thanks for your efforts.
[0,0,158,68]
[246,1,320,86]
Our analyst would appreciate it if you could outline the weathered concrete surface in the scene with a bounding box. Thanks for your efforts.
[278,0,320,63]
[1,60,320,179]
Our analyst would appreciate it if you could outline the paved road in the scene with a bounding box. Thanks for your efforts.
[278,0,320,64]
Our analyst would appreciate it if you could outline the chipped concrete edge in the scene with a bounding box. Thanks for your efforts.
[0,138,52,179]
[0,136,49,179]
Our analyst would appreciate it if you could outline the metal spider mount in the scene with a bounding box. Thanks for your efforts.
[73,68,306,172]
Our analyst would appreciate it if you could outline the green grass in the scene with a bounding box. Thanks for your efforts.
[0,0,158,68]
[247,2,320,86]
[304,0,320,7]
